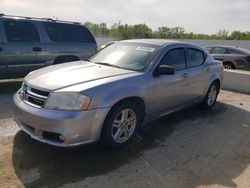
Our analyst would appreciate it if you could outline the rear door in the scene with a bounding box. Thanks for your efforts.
[185,47,208,99]
[211,47,232,61]
[3,19,46,77]
[42,22,97,63]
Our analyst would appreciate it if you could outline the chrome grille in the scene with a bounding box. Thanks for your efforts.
[19,83,49,108]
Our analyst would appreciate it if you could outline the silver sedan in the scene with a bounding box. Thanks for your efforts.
[13,39,224,148]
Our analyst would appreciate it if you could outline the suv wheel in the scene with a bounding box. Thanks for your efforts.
[202,82,219,109]
[101,102,142,148]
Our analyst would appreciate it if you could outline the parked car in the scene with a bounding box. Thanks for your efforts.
[0,14,97,79]
[14,39,223,148]
[205,45,250,70]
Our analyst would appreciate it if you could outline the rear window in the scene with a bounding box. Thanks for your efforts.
[3,20,40,42]
[43,22,95,43]
[187,48,205,67]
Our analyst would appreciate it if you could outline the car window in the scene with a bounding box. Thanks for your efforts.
[187,48,205,67]
[160,48,186,71]
[43,22,95,43]
[3,20,40,42]
[212,47,232,54]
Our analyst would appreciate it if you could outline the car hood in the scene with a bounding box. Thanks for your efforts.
[25,61,137,91]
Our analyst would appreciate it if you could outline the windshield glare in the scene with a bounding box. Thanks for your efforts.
[89,42,160,71]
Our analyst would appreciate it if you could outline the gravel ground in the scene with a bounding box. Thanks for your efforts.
[0,80,249,188]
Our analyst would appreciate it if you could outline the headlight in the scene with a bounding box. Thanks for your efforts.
[44,92,91,111]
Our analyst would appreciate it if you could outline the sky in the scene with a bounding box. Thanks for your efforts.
[0,0,249,34]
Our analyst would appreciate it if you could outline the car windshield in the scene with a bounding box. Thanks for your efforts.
[89,42,160,71]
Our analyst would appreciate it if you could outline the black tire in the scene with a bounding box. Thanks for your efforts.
[201,82,220,110]
[223,62,235,70]
[101,102,142,149]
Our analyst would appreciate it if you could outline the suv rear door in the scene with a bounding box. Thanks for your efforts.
[3,19,46,77]
[42,22,97,63]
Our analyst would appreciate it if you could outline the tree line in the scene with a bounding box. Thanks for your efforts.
[84,21,250,40]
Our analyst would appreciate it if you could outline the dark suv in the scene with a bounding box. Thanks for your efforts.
[0,14,97,79]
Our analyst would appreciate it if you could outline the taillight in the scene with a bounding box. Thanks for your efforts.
[245,56,250,61]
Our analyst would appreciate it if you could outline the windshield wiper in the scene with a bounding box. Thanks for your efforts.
[93,62,121,69]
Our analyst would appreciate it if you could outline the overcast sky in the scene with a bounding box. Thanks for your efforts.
[0,0,249,34]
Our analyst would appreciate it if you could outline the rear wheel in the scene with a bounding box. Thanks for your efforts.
[202,82,219,110]
[223,62,234,70]
[101,102,142,148]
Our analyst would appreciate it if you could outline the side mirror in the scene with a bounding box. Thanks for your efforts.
[154,65,175,76]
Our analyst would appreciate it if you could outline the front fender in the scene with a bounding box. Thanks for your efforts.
[99,86,145,108]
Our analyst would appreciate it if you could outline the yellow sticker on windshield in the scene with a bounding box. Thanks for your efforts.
[136,47,155,52]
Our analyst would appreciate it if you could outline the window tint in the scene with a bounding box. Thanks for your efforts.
[161,48,186,71]
[43,22,95,43]
[4,20,40,42]
[212,47,232,54]
[187,48,205,67]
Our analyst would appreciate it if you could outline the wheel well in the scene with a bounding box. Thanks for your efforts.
[223,61,235,69]
[111,97,146,119]
[54,55,80,64]
[212,79,221,90]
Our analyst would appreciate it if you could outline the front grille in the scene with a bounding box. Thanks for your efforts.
[19,83,50,108]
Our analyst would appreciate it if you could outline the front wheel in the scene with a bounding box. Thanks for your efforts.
[201,82,219,110]
[101,102,142,149]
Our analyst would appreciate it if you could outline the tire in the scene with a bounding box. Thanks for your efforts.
[201,82,220,110]
[101,102,142,149]
[223,62,234,70]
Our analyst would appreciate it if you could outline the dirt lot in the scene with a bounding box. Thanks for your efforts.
[0,80,249,188]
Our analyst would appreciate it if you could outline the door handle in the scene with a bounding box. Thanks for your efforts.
[33,47,42,52]
[182,73,189,78]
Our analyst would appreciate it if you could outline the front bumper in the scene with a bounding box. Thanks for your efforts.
[13,93,110,147]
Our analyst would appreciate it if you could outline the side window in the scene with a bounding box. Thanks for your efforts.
[187,48,205,67]
[3,20,40,42]
[43,22,95,43]
[161,48,186,71]
[212,47,227,54]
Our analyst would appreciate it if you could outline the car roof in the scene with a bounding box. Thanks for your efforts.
[120,39,189,46]
[205,45,242,50]
[0,14,81,25]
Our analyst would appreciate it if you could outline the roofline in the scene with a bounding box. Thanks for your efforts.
[0,13,81,25]
[120,39,186,46]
